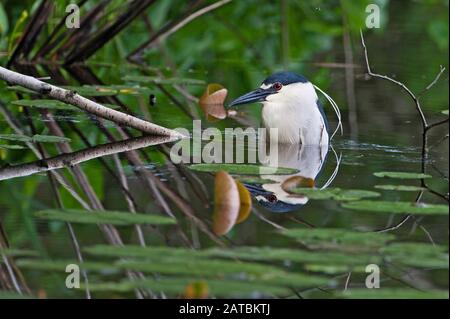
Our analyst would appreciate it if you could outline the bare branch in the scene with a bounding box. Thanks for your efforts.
[360,30,428,127]
[0,66,186,138]
[425,117,449,132]
[0,135,177,181]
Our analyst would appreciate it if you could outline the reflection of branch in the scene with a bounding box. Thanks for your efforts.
[0,135,177,181]
[0,66,184,138]
[0,101,91,209]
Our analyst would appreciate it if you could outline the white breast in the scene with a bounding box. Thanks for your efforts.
[261,82,328,145]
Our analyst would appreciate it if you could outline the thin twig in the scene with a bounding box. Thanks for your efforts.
[418,65,446,98]
[360,30,428,128]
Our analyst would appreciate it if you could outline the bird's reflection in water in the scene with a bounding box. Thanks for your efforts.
[245,143,329,213]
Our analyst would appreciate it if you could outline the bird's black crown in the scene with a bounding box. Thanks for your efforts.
[262,71,309,86]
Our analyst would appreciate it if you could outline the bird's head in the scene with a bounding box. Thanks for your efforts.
[228,71,312,108]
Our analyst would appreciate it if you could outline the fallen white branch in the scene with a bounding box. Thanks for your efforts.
[0,134,178,181]
[0,66,186,139]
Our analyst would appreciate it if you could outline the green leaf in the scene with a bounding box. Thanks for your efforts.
[288,188,380,201]
[189,164,298,175]
[84,245,381,266]
[0,292,35,299]
[374,172,432,179]
[236,176,274,184]
[342,200,449,215]
[304,264,365,274]
[0,134,32,142]
[17,259,118,272]
[31,135,71,143]
[204,246,381,266]
[18,256,329,289]
[85,278,290,297]
[5,86,37,95]
[0,248,39,257]
[117,259,328,288]
[124,75,205,86]
[0,144,26,150]
[0,134,71,143]
[374,185,426,192]
[34,209,176,226]
[281,228,394,251]
[337,289,449,299]
[63,85,151,96]
[0,3,8,34]
[11,99,78,111]
[84,245,201,259]
[382,243,448,268]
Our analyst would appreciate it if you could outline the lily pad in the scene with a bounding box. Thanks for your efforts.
[199,83,228,120]
[374,171,432,179]
[184,281,209,299]
[342,200,449,215]
[304,264,365,274]
[374,185,426,192]
[212,171,240,236]
[84,245,381,266]
[235,180,252,224]
[84,245,202,260]
[382,243,448,268]
[336,289,448,299]
[281,175,315,192]
[35,209,176,226]
[117,259,328,288]
[287,188,380,201]
[236,176,274,184]
[85,278,290,297]
[204,246,381,266]
[189,164,298,175]
[281,228,394,250]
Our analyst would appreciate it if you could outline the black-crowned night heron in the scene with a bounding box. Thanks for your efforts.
[229,71,330,145]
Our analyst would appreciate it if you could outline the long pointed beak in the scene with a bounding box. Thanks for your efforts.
[228,88,275,107]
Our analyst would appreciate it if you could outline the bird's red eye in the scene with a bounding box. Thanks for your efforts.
[273,82,282,91]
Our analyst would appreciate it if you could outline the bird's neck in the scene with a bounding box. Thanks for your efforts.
[262,82,328,145]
